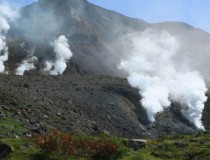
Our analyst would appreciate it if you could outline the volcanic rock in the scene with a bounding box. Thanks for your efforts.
[0,142,14,158]
[127,139,147,150]
[0,0,210,139]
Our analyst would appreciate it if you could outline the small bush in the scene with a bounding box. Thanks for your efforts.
[33,129,126,160]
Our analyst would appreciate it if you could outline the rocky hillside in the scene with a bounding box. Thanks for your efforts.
[0,73,210,139]
[0,0,210,139]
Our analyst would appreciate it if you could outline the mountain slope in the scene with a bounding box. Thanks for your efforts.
[7,0,210,78]
[0,74,201,138]
[1,0,210,138]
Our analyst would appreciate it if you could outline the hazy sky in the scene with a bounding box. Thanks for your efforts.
[2,0,210,33]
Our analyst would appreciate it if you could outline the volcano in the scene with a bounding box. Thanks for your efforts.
[7,0,210,77]
[1,0,210,138]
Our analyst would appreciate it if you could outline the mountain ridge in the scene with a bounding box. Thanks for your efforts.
[7,0,210,78]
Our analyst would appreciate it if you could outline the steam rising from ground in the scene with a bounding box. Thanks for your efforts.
[0,0,208,130]
[16,49,38,75]
[119,29,207,130]
[44,35,73,75]
[0,3,19,73]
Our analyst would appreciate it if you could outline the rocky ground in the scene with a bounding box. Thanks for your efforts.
[0,73,209,139]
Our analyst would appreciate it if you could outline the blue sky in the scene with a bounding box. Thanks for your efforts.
[2,0,210,33]
[88,0,210,33]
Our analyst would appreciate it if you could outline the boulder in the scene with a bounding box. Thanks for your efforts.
[0,142,14,158]
[127,139,147,150]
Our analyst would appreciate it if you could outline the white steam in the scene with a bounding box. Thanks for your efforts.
[118,29,207,130]
[16,49,38,75]
[0,3,19,73]
[44,35,73,75]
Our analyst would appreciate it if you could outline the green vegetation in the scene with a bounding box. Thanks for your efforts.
[1,130,127,160]
[0,117,25,135]
[1,138,40,160]
[33,130,128,160]
[1,131,210,160]
[122,132,210,160]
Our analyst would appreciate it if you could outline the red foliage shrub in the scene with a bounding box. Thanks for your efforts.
[33,129,122,160]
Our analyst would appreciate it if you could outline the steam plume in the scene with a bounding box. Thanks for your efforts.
[16,50,38,75]
[44,35,73,75]
[0,3,19,73]
[118,29,207,130]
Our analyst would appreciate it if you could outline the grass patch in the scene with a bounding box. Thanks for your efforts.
[121,149,161,160]
[0,117,25,135]
[121,132,210,160]
[1,138,84,160]
[1,131,210,160]
[149,132,210,160]
[1,138,40,160]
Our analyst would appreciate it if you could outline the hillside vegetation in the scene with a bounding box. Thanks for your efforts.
[1,130,210,160]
